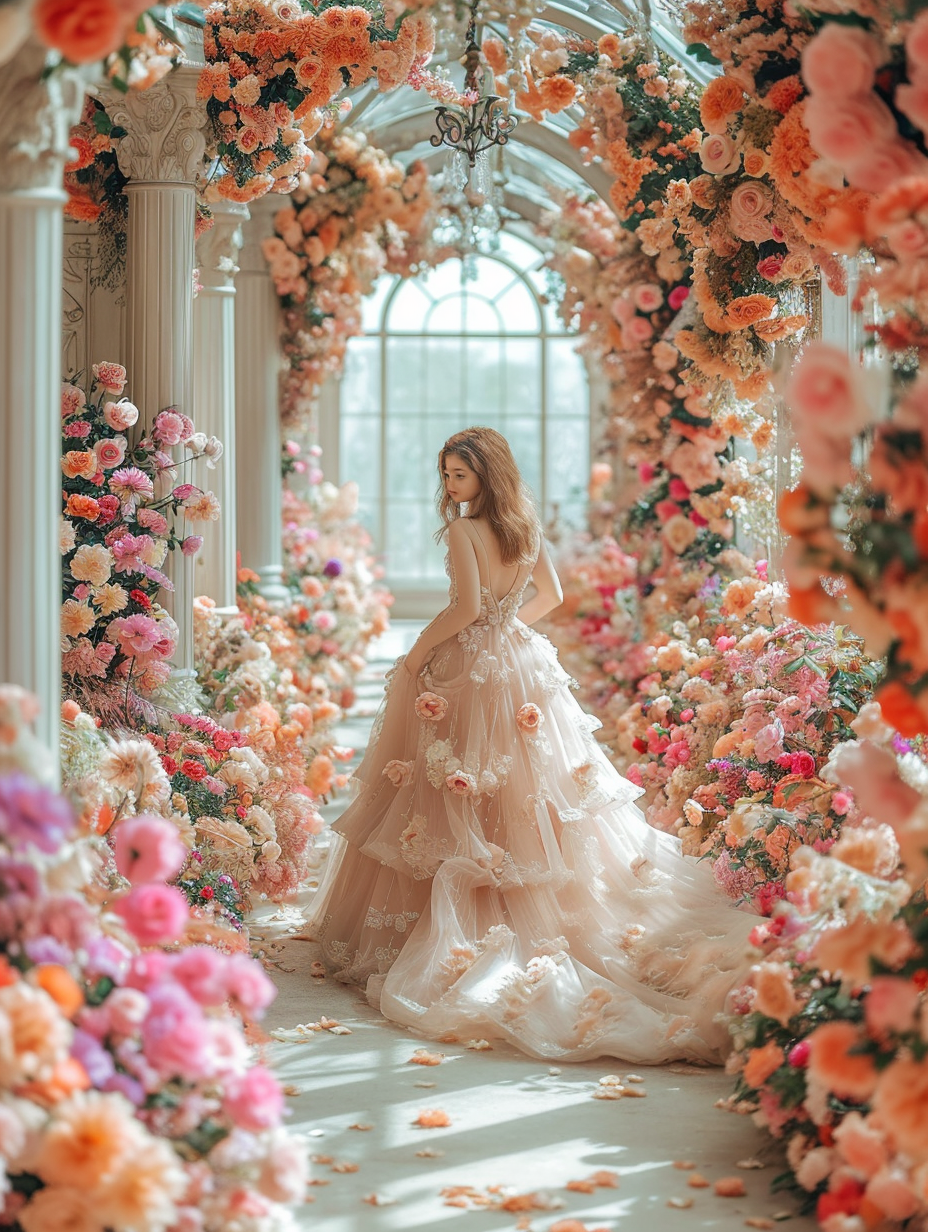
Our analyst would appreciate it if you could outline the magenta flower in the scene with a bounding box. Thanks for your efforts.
[108,613,162,655]
[0,772,74,853]
[114,816,187,885]
[115,883,189,947]
[180,535,203,557]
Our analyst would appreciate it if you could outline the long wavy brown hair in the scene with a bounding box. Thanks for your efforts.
[435,427,540,565]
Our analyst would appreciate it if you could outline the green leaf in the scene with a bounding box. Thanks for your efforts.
[685,41,721,65]
[93,109,114,136]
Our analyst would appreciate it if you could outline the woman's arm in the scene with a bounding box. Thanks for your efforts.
[403,519,482,678]
[517,539,563,626]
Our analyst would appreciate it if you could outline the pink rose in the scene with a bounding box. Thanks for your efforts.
[172,947,230,1007]
[180,536,203,557]
[729,180,773,242]
[93,436,127,471]
[654,499,680,524]
[663,739,690,768]
[757,255,784,281]
[884,217,928,260]
[632,282,663,313]
[791,750,816,778]
[786,342,872,440]
[844,141,927,195]
[104,987,149,1035]
[92,361,127,395]
[414,692,448,722]
[516,703,543,732]
[667,285,689,311]
[624,315,654,345]
[699,133,741,175]
[663,514,698,555]
[222,1066,285,1131]
[801,24,883,98]
[103,399,139,431]
[114,815,186,885]
[831,790,852,816]
[445,771,476,795]
[804,94,898,166]
[668,477,690,501]
[142,985,213,1080]
[115,883,189,946]
[383,759,414,787]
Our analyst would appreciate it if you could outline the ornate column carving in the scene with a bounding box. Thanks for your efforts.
[193,200,248,613]
[101,65,210,690]
[0,39,89,755]
[235,195,288,601]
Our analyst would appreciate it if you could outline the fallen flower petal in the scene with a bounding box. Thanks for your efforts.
[349,1123,373,1131]
[415,1108,451,1127]
[415,1147,445,1158]
[331,1161,360,1173]
[673,1161,697,1170]
[714,1177,746,1197]
[736,1159,765,1170]
[687,1173,711,1188]
[409,1048,445,1066]
[466,1038,492,1050]
[745,1220,776,1230]
[362,1193,397,1206]
[668,1197,695,1209]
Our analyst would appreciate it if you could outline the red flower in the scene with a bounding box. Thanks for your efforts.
[632,737,648,754]
[130,589,152,609]
[200,885,214,900]
[180,759,208,782]
[161,755,179,776]
[790,751,817,778]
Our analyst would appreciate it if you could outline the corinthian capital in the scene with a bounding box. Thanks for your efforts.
[0,38,91,193]
[104,64,209,185]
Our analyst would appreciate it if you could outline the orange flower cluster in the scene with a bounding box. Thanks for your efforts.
[199,1,435,202]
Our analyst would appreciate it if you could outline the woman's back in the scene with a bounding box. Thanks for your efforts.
[458,516,533,605]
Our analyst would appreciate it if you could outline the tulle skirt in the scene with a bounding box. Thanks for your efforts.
[308,617,756,1063]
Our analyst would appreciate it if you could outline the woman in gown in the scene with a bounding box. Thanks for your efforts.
[308,427,757,1063]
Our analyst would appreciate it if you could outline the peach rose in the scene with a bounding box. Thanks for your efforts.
[871,1059,928,1160]
[632,282,664,313]
[516,703,543,732]
[742,148,769,177]
[663,514,698,555]
[725,294,777,330]
[752,961,800,1025]
[804,94,897,166]
[814,917,915,986]
[91,361,127,395]
[801,24,883,98]
[699,133,741,176]
[845,141,927,195]
[786,342,872,440]
[383,759,414,788]
[729,181,773,242]
[93,437,127,471]
[414,692,448,722]
[445,771,476,796]
[34,0,127,63]
[807,1020,878,1102]
[62,450,98,480]
[865,1168,920,1222]
[832,1112,889,1178]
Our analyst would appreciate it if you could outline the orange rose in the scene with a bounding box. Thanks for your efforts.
[725,294,777,331]
[61,451,98,480]
[699,76,745,133]
[777,484,829,535]
[871,1059,928,1161]
[754,314,807,341]
[31,965,84,1019]
[742,148,769,178]
[786,585,840,627]
[65,494,101,522]
[808,1021,878,1102]
[34,0,127,62]
[538,75,577,114]
[742,1040,785,1087]
[482,36,507,74]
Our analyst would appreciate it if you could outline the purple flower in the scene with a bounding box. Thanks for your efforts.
[24,936,73,966]
[323,558,343,578]
[103,1071,145,1106]
[71,1028,116,1085]
[84,935,131,983]
[0,773,74,853]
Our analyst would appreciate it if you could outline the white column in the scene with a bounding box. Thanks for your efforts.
[0,40,87,753]
[104,67,208,686]
[193,201,248,613]
[235,195,288,601]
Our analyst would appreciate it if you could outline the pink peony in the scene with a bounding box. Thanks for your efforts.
[663,739,690,769]
[92,361,127,395]
[114,816,186,885]
[414,692,448,722]
[222,1066,285,1131]
[115,883,189,946]
[801,23,883,98]
[786,342,872,441]
[172,947,230,1007]
[141,985,213,1081]
[844,141,927,194]
[103,399,139,431]
[108,613,162,656]
[516,703,543,732]
[152,410,186,446]
[224,953,276,1016]
[136,508,168,534]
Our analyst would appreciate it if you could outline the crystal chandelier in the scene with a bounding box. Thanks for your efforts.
[430,0,519,168]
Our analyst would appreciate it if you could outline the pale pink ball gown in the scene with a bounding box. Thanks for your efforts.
[309,540,756,1063]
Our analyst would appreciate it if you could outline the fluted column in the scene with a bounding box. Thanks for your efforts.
[235,195,288,601]
[104,66,209,685]
[193,201,247,613]
[0,40,88,754]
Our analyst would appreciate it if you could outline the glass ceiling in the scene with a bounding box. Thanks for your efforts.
[341,0,711,221]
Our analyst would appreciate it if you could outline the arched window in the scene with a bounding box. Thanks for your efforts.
[336,230,589,610]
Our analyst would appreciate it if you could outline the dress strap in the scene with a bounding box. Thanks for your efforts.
[465,519,523,604]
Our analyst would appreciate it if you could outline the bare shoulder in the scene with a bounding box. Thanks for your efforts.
[447,518,478,551]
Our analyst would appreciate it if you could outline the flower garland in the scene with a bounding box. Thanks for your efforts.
[60,364,221,725]
[198,0,436,203]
